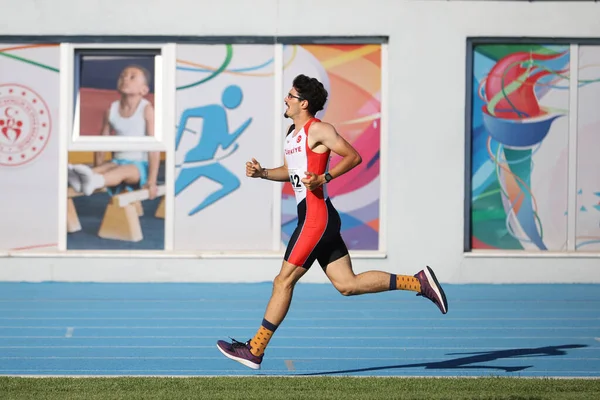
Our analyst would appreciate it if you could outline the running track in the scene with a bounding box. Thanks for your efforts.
[0,282,598,377]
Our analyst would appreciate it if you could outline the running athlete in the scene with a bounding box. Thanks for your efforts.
[216,74,448,370]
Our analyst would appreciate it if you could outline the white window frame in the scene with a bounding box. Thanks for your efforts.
[57,43,176,251]
[465,41,600,258]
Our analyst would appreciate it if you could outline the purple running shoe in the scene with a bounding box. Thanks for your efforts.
[216,338,263,370]
[414,266,448,314]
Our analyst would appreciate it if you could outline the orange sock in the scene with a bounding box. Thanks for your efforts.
[390,274,421,293]
[249,319,278,357]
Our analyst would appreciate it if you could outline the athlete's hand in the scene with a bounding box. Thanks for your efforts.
[144,182,158,200]
[246,158,265,178]
[302,171,325,191]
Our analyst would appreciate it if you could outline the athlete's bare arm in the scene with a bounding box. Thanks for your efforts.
[302,122,362,190]
[246,157,289,182]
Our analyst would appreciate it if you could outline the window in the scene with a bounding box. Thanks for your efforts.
[466,40,600,253]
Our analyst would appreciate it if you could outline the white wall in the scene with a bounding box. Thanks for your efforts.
[1,0,599,284]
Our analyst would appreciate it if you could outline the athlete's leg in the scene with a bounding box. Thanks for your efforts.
[68,162,117,192]
[264,261,308,325]
[322,237,448,314]
[68,165,82,192]
[217,214,320,370]
[216,260,309,370]
[101,164,141,187]
[324,254,417,296]
[73,163,141,195]
[247,260,308,355]
[92,162,119,174]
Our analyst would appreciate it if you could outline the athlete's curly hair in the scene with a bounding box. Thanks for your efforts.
[293,74,328,116]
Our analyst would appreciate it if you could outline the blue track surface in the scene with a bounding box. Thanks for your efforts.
[0,282,598,377]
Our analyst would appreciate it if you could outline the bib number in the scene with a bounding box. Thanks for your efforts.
[289,171,303,191]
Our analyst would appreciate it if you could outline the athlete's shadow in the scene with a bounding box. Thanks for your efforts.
[299,344,588,375]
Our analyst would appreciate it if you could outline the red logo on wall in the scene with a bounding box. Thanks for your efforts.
[0,83,51,167]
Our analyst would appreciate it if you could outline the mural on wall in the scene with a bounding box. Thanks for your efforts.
[0,44,60,251]
[576,46,600,251]
[2,41,595,254]
[470,44,571,251]
[281,44,382,251]
[174,44,275,251]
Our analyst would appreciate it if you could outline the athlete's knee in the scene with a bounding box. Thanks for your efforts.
[333,280,357,296]
[338,287,357,297]
[273,273,297,292]
[273,264,305,292]
[119,167,141,184]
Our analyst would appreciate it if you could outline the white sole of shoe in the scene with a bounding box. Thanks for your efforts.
[424,266,448,314]
[216,344,261,370]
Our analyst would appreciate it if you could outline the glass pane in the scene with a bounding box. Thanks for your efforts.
[0,43,60,251]
[66,150,166,250]
[575,45,600,251]
[470,44,570,251]
[174,44,275,251]
[281,44,382,251]
[77,53,156,138]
